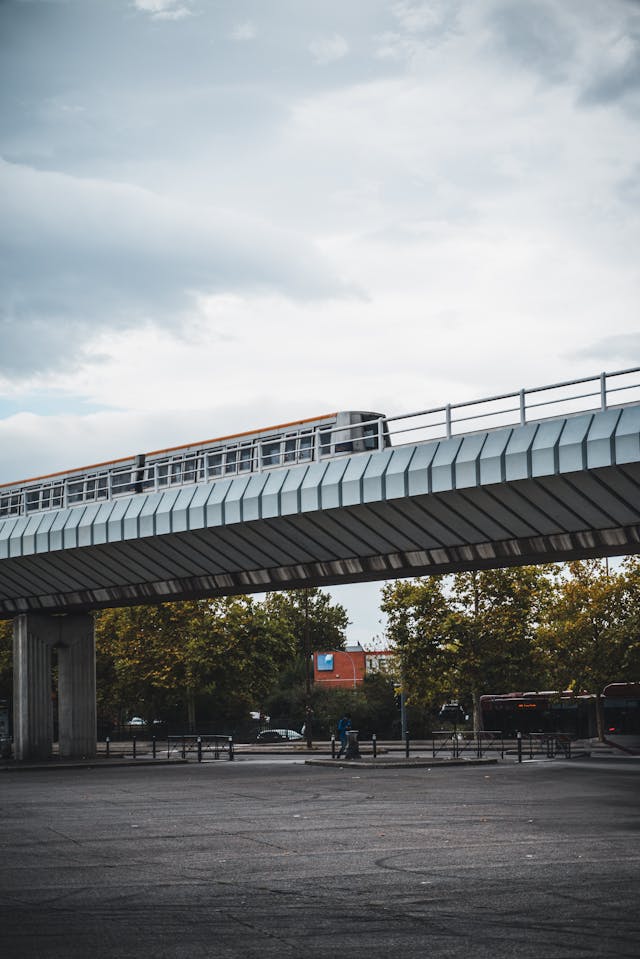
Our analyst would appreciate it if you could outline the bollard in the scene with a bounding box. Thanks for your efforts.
[405,732,410,758]
[331,734,336,759]
[372,733,377,759]
[152,736,156,759]
[105,736,110,758]
[517,732,523,763]
[228,736,234,761]
[197,737,202,763]
[132,736,137,760]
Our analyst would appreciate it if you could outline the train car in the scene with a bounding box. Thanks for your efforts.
[0,409,388,519]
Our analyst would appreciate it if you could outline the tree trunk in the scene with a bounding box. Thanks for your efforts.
[472,687,483,735]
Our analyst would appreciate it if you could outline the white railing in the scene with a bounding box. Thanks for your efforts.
[1,367,638,519]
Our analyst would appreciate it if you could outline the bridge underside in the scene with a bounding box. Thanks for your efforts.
[2,405,640,617]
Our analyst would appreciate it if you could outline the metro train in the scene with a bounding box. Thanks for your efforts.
[0,410,387,519]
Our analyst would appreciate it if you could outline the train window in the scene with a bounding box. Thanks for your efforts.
[67,480,84,504]
[283,438,297,463]
[156,463,169,486]
[319,428,332,455]
[299,434,313,460]
[239,446,253,472]
[224,449,238,474]
[207,452,223,477]
[182,456,198,484]
[362,422,378,450]
[170,459,183,483]
[262,441,281,467]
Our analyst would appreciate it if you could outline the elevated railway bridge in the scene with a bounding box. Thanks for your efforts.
[2,368,640,759]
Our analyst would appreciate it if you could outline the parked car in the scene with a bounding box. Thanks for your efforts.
[256,728,304,743]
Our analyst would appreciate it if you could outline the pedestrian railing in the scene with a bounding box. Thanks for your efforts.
[429,730,506,760]
[516,732,572,761]
[167,735,234,761]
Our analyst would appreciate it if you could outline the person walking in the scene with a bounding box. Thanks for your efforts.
[336,713,351,758]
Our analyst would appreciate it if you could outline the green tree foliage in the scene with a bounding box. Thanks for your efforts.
[382,567,552,732]
[537,560,630,738]
[95,597,296,730]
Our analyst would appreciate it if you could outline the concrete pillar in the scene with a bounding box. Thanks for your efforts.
[13,613,96,761]
[13,614,54,761]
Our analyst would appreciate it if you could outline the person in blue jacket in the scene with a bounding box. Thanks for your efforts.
[336,713,351,758]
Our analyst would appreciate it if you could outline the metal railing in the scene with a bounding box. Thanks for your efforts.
[1,367,638,519]
[167,734,234,762]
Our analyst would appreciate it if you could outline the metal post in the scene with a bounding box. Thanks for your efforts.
[197,736,202,763]
[372,734,377,759]
[405,732,410,758]
[445,403,452,439]
[105,736,110,758]
[519,388,526,425]
[228,736,234,761]
[132,736,137,759]
[181,736,186,759]
[517,732,522,763]
[152,736,156,759]
[600,371,607,410]
[331,734,336,759]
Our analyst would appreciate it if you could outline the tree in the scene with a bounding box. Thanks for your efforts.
[537,560,627,739]
[382,567,552,733]
[0,619,11,704]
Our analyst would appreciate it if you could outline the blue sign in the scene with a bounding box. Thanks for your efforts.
[317,653,334,671]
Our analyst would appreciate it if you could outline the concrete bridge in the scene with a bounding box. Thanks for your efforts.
[3,369,640,759]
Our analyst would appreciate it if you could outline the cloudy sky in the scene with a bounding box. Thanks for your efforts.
[1,0,639,643]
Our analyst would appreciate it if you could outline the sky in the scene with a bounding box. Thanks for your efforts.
[1,0,639,645]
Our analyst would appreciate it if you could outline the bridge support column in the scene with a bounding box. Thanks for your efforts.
[13,613,96,761]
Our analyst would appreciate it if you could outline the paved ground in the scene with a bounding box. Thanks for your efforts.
[0,756,638,958]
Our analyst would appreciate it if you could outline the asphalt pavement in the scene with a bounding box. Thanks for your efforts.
[0,755,638,958]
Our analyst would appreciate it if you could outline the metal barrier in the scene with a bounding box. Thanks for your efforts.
[167,735,234,761]
[517,733,572,762]
[430,731,506,760]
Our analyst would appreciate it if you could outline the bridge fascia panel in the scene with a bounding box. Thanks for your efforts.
[222,475,251,524]
[89,501,116,546]
[241,473,270,522]
[504,423,539,481]
[531,420,563,477]
[362,447,394,502]
[122,497,146,540]
[320,459,350,510]
[145,489,176,536]
[76,503,102,548]
[454,433,487,489]
[384,445,416,499]
[479,428,512,485]
[431,437,463,492]
[261,470,288,518]
[407,442,439,495]
[300,462,329,512]
[279,468,306,515]
[186,483,213,530]
[7,516,30,558]
[559,470,640,527]
[205,477,233,526]
[558,413,593,473]
[341,455,371,506]
[586,409,622,468]
[615,406,640,463]
[106,498,130,542]
[48,508,73,551]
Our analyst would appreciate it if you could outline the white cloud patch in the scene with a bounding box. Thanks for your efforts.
[309,33,350,65]
[231,20,257,41]
[132,0,194,20]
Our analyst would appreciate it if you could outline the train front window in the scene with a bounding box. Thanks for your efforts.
[362,422,378,450]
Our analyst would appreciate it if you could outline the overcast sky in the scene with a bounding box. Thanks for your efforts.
[1,0,639,643]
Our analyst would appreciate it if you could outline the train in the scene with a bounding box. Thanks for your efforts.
[0,410,387,520]
[480,683,640,738]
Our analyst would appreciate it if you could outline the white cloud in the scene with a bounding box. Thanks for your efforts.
[132,0,194,20]
[309,34,350,65]
[231,20,257,41]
